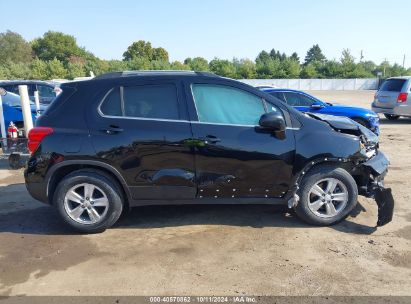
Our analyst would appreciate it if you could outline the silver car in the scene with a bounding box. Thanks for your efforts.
[372,76,411,120]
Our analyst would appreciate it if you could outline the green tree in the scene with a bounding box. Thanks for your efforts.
[0,65,9,79]
[67,62,86,79]
[209,58,237,78]
[0,31,32,64]
[340,49,356,77]
[319,60,343,78]
[123,40,153,61]
[150,60,171,70]
[127,57,151,70]
[290,52,300,63]
[256,58,281,78]
[186,57,209,71]
[31,31,84,63]
[281,58,300,78]
[300,63,319,78]
[170,61,190,70]
[152,47,169,62]
[30,58,48,79]
[8,62,31,79]
[304,44,326,65]
[106,60,129,72]
[256,50,270,63]
[47,58,67,79]
[234,59,257,79]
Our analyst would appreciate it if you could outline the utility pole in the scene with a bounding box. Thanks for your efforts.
[403,54,406,70]
[360,50,364,62]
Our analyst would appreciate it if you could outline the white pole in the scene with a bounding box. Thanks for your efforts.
[0,94,7,146]
[34,91,40,114]
[18,85,34,137]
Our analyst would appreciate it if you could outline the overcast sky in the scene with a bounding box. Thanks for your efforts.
[2,0,410,66]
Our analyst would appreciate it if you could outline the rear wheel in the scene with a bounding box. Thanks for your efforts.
[54,170,123,233]
[384,114,400,120]
[294,165,358,226]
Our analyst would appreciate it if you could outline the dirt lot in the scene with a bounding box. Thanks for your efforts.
[0,90,410,296]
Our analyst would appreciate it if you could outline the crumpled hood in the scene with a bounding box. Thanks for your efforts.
[307,113,379,145]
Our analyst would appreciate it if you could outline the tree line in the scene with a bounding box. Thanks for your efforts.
[0,30,410,80]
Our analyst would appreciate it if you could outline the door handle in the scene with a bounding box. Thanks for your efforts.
[199,135,221,144]
[100,125,124,135]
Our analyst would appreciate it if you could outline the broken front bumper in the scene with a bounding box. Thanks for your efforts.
[359,151,394,227]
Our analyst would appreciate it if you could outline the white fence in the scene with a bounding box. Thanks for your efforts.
[240,78,379,90]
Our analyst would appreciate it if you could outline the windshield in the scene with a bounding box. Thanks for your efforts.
[1,91,35,107]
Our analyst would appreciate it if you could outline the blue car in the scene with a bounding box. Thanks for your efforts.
[0,90,47,137]
[262,89,380,134]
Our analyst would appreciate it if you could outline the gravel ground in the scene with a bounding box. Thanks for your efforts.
[0,90,410,296]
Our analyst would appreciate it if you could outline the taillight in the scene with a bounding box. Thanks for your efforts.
[28,127,54,154]
[397,93,408,103]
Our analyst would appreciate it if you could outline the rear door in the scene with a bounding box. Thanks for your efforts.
[88,79,196,201]
[185,80,296,199]
[375,79,407,109]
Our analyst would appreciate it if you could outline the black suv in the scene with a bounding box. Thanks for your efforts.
[24,71,394,233]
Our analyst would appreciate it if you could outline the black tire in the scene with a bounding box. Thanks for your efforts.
[53,169,124,233]
[384,114,400,120]
[294,165,358,226]
[8,154,22,169]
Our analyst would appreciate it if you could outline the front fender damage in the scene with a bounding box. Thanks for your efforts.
[355,151,394,227]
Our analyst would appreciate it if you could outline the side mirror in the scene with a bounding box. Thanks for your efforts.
[259,111,286,132]
[311,102,325,109]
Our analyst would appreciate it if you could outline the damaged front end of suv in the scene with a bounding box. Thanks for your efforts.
[295,113,394,227]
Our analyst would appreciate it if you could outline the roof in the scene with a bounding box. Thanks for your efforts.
[93,70,218,80]
[387,76,411,80]
[0,80,55,86]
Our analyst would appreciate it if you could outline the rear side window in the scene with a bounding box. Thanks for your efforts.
[100,88,122,116]
[380,79,406,92]
[283,92,315,107]
[99,84,179,120]
[269,91,286,102]
[123,84,178,120]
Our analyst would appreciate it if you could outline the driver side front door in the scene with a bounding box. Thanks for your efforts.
[186,82,296,200]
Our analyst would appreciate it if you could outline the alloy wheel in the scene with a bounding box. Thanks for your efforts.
[307,178,349,218]
[64,183,109,225]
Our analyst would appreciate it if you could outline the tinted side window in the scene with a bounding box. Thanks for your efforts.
[270,91,286,102]
[100,88,122,116]
[37,85,56,98]
[123,84,179,120]
[283,92,314,107]
[380,79,406,92]
[192,84,266,126]
[269,92,280,99]
[2,85,19,94]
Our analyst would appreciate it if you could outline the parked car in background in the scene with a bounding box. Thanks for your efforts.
[0,89,47,137]
[262,88,380,134]
[24,71,393,233]
[0,80,57,105]
[372,77,411,120]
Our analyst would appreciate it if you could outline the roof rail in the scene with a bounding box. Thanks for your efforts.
[94,70,217,80]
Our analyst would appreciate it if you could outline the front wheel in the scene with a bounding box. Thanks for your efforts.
[54,170,124,233]
[384,114,400,120]
[294,165,358,226]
